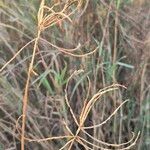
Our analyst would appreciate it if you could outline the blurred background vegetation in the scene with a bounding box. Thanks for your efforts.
[0,0,149,149]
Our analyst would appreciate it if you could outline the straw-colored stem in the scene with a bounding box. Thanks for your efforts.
[21,0,45,149]
[21,32,41,150]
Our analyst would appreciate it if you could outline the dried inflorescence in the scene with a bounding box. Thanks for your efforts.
[16,70,140,149]
[0,0,96,74]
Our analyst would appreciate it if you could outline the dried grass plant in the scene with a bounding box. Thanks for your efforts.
[0,0,141,150]
[15,70,140,150]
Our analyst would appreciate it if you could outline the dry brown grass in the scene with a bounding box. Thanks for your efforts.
[0,0,149,149]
